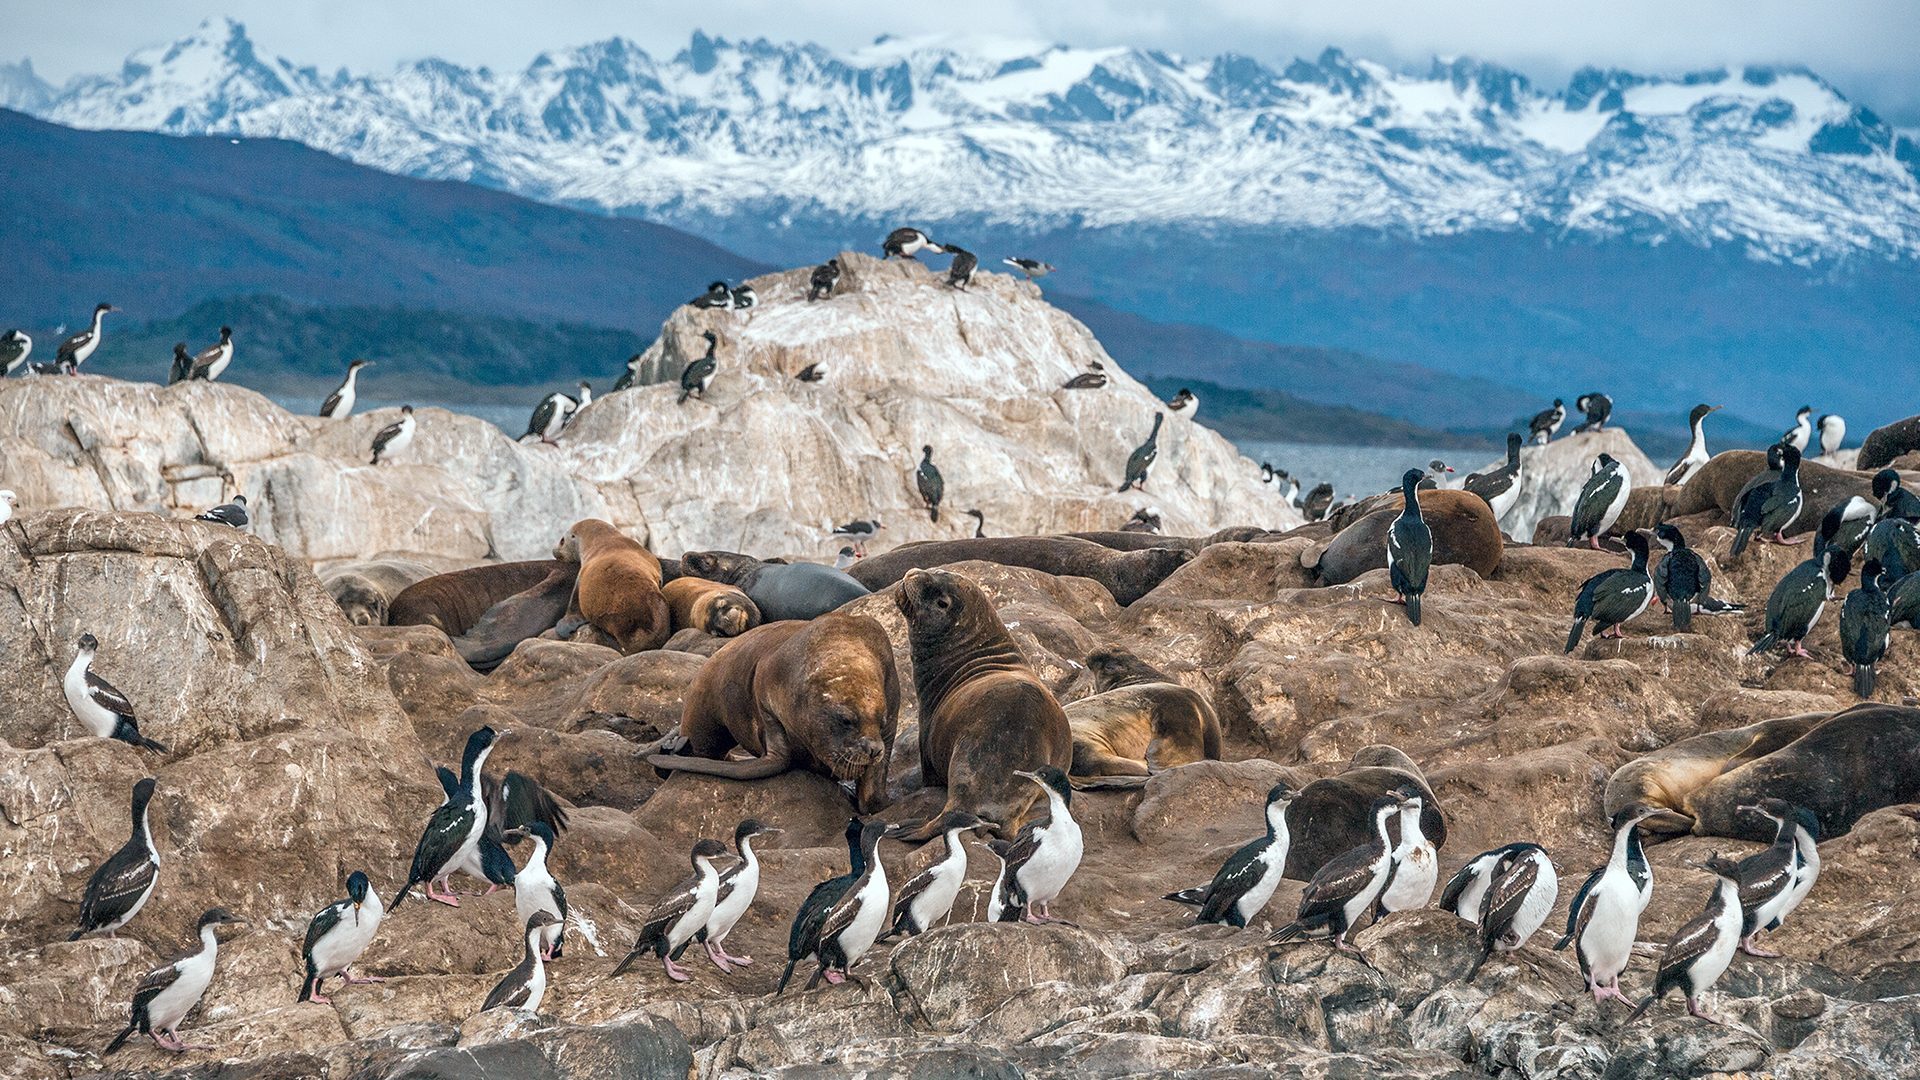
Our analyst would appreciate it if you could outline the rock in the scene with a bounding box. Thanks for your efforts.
[888,923,1128,1031]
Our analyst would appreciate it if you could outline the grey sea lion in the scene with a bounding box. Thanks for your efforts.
[1308,490,1502,585]
[679,550,870,622]
[1603,711,1831,836]
[319,559,440,626]
[1283,746,1446,880]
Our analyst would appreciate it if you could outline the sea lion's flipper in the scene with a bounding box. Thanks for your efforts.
[1068,773,1151,791]
[647,723,793,781]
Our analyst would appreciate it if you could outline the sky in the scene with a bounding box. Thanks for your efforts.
[10,0,1920,124]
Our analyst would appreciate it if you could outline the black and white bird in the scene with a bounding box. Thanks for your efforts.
[808,259,841,301]
[481,911,562,1013]
[1652,523,1742,631]
[1729,443,1804,557]
[1769,801,1823,940]
[392,726,500,910]
[72,777,162,940]
[1441,843,1541,925]
[1748,530,1848,659]
[1839,560,1892,698]
[963,508,986,538]
[572,380,593,413]
[1781,406,1814,453]
[916,446,944,523]
[431,766,515,895]
[1003,256,1054,279]
[1567,453,1632,549]
[729,283,758,311]
[795,361,827,382]
[1118,414,1163,492]
[187,326,235,382]
[882,227,942,260]
[64,634,168,752]
[195,495,249,530]
[1874,467,1920,523]
[2,329,32,375]
[1062,361,1108,390]
[611,838,729,982]
[886,811,988,938]
[1565,530,1654,651]
[833,546,860,570]
[944,246,977,289]
[1816,414,1846,457]
[1387,469,1433,626]
[522,389,577,444]
[486,768,570,841]
[832,518,883,555]
[370,406,415,465]
[690,281,734,309]
[1377,792,1438,914]
[1163,782,1295,927]
[1303,483,1336,522]
[992,766,1084,923]
[1269,794,1403,955]
[1573,393,1613,433]
[320,359,372,419]
[1868,479,1920,580]
[697,819,780,971]
[1816,497,1877,565]
[1271,467,1302,506]
[1665,404,1722,486]
[509,822,568,961]
[1464,433,1524,523]
[298,870,386,1004]
[1121,507,1162,534]
[1465,843,1560,979]
[1555,808,1656,1005]
[612,353,644,392]
[678,331,718,405]
[1628,855,1745,1024]
[0,489,15,526]
[1167,388,1199,418]
[1418,458,1456,490]
[165,343,194,385]
[103,907,246,1054]
[1726,800,1805,957]
[779,818,891,992]
[1528,399,1566,444]
[56,302,117,373]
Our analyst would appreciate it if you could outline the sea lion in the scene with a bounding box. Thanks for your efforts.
[448,560,580,672]
[1603,711,1831,836]
[1666,449,1883,528]
[1283,746,1446,880]
[1067,531,1205,553]
[679,549,870,622]
[848,536,1192,606]
[1858,414,1920,471]
[647,613,900,812]
[387,560,561,635]
[1064,647,1223,789]
[1308,490,1502,585]
[556,519,671,654]
[891,568,1073,840]
[662,577,761,638]
[319,558,440,626]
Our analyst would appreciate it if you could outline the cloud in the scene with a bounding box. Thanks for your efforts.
[14,1,1920,121]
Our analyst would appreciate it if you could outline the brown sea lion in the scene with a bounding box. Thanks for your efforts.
[662,577,761,638]
[319,558,440,626]
[1602,711,1830,836]
[449,560,580,672]
[679,549,870,622]
[849,536,1191,606]
[1283,746,1446,880]
[1308,490,1502,585]
[1666,449,1885,528]
[556,519,671,654]
[647,613,901,812]
[387,560,561,635]
[1859,414,1920,471]
[1687,704,1920,841]
[891,568,1073,840]
[1063,647,1222,789]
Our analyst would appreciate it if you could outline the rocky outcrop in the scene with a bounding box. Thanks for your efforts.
[1466,427,1662,541]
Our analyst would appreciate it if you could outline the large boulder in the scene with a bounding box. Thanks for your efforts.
[1463,427,1663,540]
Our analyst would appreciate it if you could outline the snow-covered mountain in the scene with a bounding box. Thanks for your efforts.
[10,17,1920,264]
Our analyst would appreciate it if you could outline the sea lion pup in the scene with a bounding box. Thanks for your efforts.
[890,569,1073,841]
[555,519,671,653]
[662,576,761,638]
[318,559,440,626]
[1065,647,1222,789]
[680,549,871,622]
[386,560,560,635]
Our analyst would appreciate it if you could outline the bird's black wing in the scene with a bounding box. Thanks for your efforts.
[1733,847,1796,933]
[1480,855,1540,944]
[320,388,345,417]
[77,844,156,931]
[1437,860,1482,915]
[84,670,136,717]
[407,802,476,885]
[1557,867,1605,949]
[56,330,91,361]
[637,872,702,946]
[1388,518,1432,593]
[1000,821,1044,877]
[303,899,350,959]
[481,960,534,1011]
[495,771,569,835]
[1570,469,1621,536]
[1655,908,1720,991]
[1295,843,1378,922]
[1197,838,1268,923]
[371,421,404,453]
[789,874,855,959]
[129,961,182,1014]
[434,766,460,802]
[890,865,939,928]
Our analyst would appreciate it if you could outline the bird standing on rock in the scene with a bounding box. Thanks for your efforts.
[1556,807,1656,1006]
[1748,521,1848,659]
[370,406,415,465]
[187,326,235,382]
[730,283,757,311]
[778,819,864,992]
[392,726,499,910]
[522,388,577,444]
[1729,443,1804,558]
[1062,361,1107,389]
[1164,782,1294,928]
[1441,844,1538,925]
[72,777,162,940]
[1565,530,1653,652]
[1167,388,1199,418]
[690,281,733,309]
[509,822,567,961]
[1377,792,1437,914]
[1628,855,1744,1024]
[56,302,117,375]
[944,246,977,289]
[795,362,827,383]
[611,838,729,982]
[808,259,841,301]
[916,446,943,523]
[482,912,562,1013]
[832,518,883,555]
[167,343,194,385]
[1568,453,1631,549]
[886,811,988,938]
[679,331,718,405]
[697,819,780,972]
[1269,794,1402,957]
[1573,393,1613,433]
[1782,406,1813,452]
[299,871,386,1004]
[1528,399,1565,444]
[1,329,30,375]
[612,353,644,392]
[64,634,168,752]
[1727,801,1805,957]
[320,359,371,419]
[780,818,891,991]
[1665,404,1722,485]
[1817,414,1846,457]
[1386,469,1432,625]
[992,766,1084,925]
[1652,523,1741,630]
[882,228,942,260]
[1464,434,1523,523]
[1839,560,1891,697]
[1118,415,1163,492]
[1466,844,1559,979]
[430,766,514,895]
[104,907,246,1054]
[1815,497,1877,564]
[195,495,249,530]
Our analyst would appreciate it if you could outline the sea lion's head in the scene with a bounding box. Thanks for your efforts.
[1084,646,1168,693]
[1116,546,1194,603]
[326,575,390,626]
[680,549,758,586]
[895,568,988,641]
[704,591,760,637]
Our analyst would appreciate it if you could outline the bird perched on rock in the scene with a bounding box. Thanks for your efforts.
[944,246,978,289]
[1377,791,1437,914]
[730,283,757,311]
[299,871,385,1004]
[697,819,780,971]
[832,518,883,555]
[509,823,567,961]
[1727,800,1807,957]
[963,508,986,538]
[1817,414,1846,457]
[572,380,592,412]
[370,406,415,465]
[1164,782,1294,927]
[1652,523,1741,630]
[679,331,718,405]
[1565,530,1653,652]
[482,912,562,1013]
[690,281,733,309]
[1568,454,1631,549]
[166,343,194,385]
[1465,844,1559,979]
[392,726,499,910]
[780,818,890,991]
[0,489,15,527]
[1062,361,1107,390]
[1167,388,1199,418]
[1749,523,1848,659]
[1118,415,1163,492]
[320,359,372,419]
[795,361,827,382]
[187,326,235,382]
[1303,483,1336,522]
[991,766,1084,924]
[1121,507,1162,534]
[522,388,577,444]
[1464,434,1523,523]
[916,446,943,523]
[1417,459,1455,490]
[1665,404,1722,485]
[1003,257,1054,279]
[1269,794,1402,956]
[1556,808,1656,1005]
[1573,393,1613,433]
[1730,443,1804,558]
[1528,399,1565,444]
[72,777,162,940]
[886,812,988,938]
[1764,801,1823,943]
[1,329,30,375]
[1387,469,1432,625]
[612,838,729,982]
[104,907,246,1054]
[882,227,942,260]
[1782,406,1813,452]
[1839,560,1891,697]
[64,634,168,752]
[778,819,863,990]
[195,495,249,530]
[808,259,841,301]
[431,766,515,895]
[612,352,644,392]
[1874,468,1920,523]
[1440,844,1539,925]
[833,546,859,570]
[1628,855,1744,1024]
[1816,497,1877,565]
[56,302,117,374]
